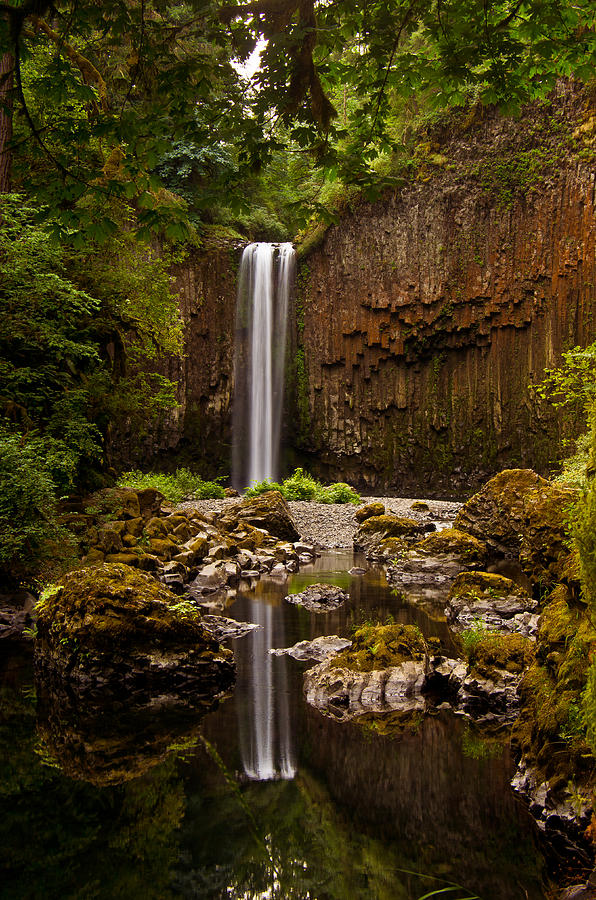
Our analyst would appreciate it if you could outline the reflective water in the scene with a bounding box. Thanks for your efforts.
[0,553,552,899]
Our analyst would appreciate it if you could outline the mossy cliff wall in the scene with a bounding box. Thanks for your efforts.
[292,87,596,495]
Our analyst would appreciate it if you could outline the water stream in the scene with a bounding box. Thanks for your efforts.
[232,242,295,490]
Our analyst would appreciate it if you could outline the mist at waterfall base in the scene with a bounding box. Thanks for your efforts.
[232,242,295,491]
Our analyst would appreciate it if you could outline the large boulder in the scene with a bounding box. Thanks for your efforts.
[454,469,577,584]
[353,514,426,558]
[445,571,538,637]
[220,490,300,542]
[35,564,235,697]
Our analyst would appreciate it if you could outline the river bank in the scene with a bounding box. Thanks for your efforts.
[179,496,462,549]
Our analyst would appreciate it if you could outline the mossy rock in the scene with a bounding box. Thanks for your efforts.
[354,515,424,556]
[221,490,300,542]
[467,632,535,680]
[355,502,385,522]
[455,469,546,553]
[410,501,429,512]
[416,528,487,562]
[357,514,422,536]
[449,571,530,603]
[331,623,427,673]
[35,564,235,696]
[455,470,577,587]
[519,484,578,585]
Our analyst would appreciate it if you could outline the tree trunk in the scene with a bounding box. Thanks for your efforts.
[0,50,14,193]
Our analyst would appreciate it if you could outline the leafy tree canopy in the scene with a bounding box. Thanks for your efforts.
[1,1,595,237]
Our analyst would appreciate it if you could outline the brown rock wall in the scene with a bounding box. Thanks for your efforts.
[294,93,596,495]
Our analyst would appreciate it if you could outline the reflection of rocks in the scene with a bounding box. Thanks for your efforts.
[304,658,426,721]
[0,589,36,641]
[286,583,348,612]
[270,635,352,662]
[36,683,224,786]
[35,564,235,699]
[445,572,539,638]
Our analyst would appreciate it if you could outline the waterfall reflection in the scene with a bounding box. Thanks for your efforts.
[236,592,296,781]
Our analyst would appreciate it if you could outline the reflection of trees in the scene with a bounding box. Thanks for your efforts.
[0,668,193,899]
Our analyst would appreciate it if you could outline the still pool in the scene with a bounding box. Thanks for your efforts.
[0,552,551,899]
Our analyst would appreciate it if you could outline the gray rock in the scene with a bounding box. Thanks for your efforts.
[286,583,348,612]
[200,615,260,641]
[270,635,352,662]
[304,658,426,721]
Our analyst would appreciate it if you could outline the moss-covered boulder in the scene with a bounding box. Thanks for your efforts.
[466,632,535,681]
[446,571,537,636]
[220,491,300,542]
[35,564,235,697]
[304,624,428,721]
[332,623,427,673]
[455,468,544,550]
[354,515,425,558]
[415,528,487,563]
[454,470,577,586]
[354,502,385,523]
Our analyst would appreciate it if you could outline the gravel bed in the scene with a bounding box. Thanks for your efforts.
[178,496,461,549]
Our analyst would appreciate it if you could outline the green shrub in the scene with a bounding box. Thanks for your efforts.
[117,468,225,503]
[244,467,361,504]
[0,430,68,580]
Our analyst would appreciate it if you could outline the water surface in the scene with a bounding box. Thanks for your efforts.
[0,552,551,899]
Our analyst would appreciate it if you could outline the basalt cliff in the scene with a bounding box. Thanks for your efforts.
[131,85,596,496]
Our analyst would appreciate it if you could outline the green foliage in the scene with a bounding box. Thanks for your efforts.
[0,195,182,490]
[117,469,225,503]
[460,620,489,655]
[573,482,596,615]
[0,429,70,580]
[244,467,360,504]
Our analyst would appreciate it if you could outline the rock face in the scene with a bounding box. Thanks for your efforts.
[35,564,235,697]
[291,87,596,494]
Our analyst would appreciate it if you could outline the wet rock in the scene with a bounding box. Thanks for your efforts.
[35,564,235,697]
[304,658,426,721]
[286,583,347,612]
[458,668,524,722]
[270,563,288,578]
[445,571,538,637]
[512,759,594,869]
[200,615,260,641]
[270,635,352,662]
[349,566,367,575]
[355,502,385,522]
[220,490,300,542]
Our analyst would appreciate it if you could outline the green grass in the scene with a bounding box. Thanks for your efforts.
[116,468,225,503]
[244,467,360,504]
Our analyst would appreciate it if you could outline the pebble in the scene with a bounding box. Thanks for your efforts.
[179,496,460,550]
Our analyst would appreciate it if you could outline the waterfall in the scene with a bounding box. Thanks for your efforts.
[233,242,295,491]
